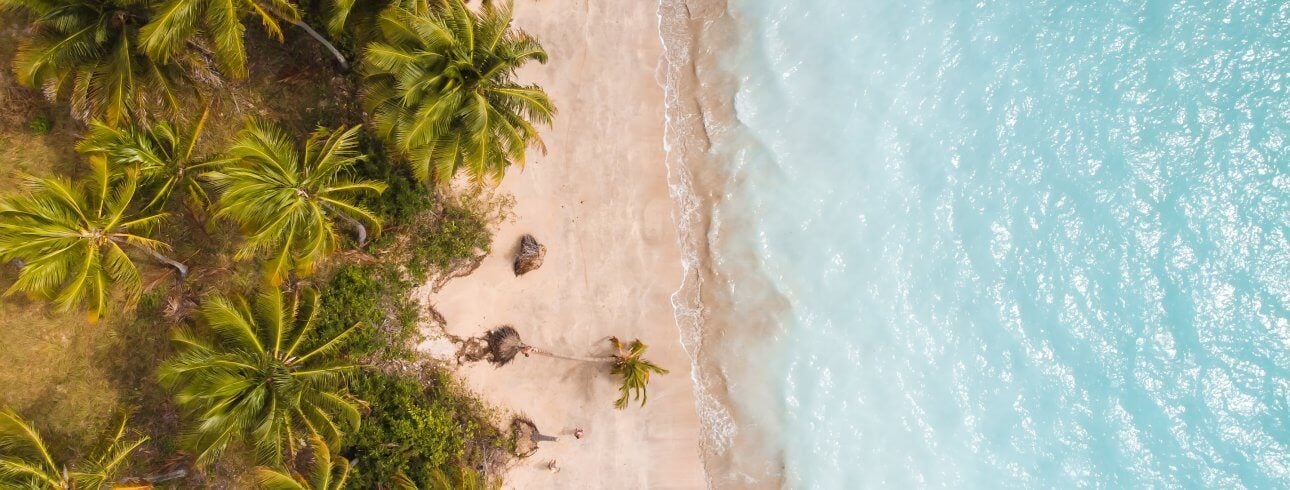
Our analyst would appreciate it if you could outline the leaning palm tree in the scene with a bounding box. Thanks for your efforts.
[483,327,668,409]
[1,0,199,126]
[76,109,217,215]
[140,0,350,76]
[205,121,385,285]
[159,287,364,467]
[253,435,349,490]
[363,0,555,185]
[0,163,188,322]
[0,408,149,489]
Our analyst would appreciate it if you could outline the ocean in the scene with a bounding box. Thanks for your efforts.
[662,0,1289,488]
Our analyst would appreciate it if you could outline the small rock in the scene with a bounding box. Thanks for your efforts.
[513,234,546,276]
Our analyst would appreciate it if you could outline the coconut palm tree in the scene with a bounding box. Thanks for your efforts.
[0,408,149,489]
[0,162,188,322]
[483,326,668,409]
[160,287,364,467]
[1,0,199,126]
[363,0,555,185]
[205,120,385,285]
[253,435,349,490]
[76,109,217,215]
[139,0,350,76]
[608,337,669,409]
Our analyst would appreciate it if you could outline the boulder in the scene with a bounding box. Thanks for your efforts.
[513,234,546,276]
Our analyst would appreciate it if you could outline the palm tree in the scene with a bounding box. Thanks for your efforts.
[608,337,669,410]
[1,0,198,126]
[0,408,148,489]
[483,327,668,409]
[76,109,217,215]
[205,120,385,285]
[0,163,188,322]
[253,435,349,490]
[139,0,350,76]
[159,287,364,467]
[363,0,555,185]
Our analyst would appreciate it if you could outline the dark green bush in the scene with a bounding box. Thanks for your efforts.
[343,370,503,489]
[29,114,52,135]
[315,263,420,360]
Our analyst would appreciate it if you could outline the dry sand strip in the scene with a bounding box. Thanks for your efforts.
[415,0,706,488]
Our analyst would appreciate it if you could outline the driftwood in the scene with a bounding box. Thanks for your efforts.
[513,234,546,276]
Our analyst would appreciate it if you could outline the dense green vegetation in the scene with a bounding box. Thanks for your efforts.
[344,369,504,489]
[0,0,669,486]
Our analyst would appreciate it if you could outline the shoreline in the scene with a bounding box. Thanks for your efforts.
[416,0,706,487]
[660,0,787,486]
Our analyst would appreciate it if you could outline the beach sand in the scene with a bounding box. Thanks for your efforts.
[415,0,706,488]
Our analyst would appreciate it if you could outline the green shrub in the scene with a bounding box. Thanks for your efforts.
[404,205,492,282]
[29,115,52,135]
[343,370,503,488]
[354,140,432,223]
[315,263,420,360]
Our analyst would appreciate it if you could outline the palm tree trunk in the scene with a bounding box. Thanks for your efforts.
[262,5,349,70]
[134,245,189,279]
[289,18,349,71]
[142,469,188,483]
[334,211,368,246]
[526,347,615,364]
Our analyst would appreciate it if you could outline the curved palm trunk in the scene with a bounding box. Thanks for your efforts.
[334,211,368,246]
[134,245,189,279]
[288,18,349,71]
[261,5,349,70]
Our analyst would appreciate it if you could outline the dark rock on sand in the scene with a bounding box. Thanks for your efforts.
[513,234,546,276]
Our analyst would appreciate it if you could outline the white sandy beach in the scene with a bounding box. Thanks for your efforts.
[416,0,706,487]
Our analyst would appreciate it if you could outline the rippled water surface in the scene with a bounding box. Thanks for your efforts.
[714,0,1289,487]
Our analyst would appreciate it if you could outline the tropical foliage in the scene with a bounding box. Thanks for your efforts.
[76,109,216,213]
[363,0,554,184]
[0,0,558,484]
[0,408,148,489]
[206,121,386,284]
[0,162,184,322]
[610,337,669,409]
[159,287,364,467]
[140,0,299,78]
[343,370,502,489]
[253,435,349,490]
[140,0,349,76]
[1,0,198,125]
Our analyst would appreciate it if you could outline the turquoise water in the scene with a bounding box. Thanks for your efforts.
[714,0,1288,487]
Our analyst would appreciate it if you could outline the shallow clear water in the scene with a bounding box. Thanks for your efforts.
[713,0,1289,487]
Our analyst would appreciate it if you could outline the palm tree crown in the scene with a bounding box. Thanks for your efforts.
[0,408,148,489]
[253,435,349,490]
[2,0,196,125]
[363,0,555,185]
[159,287,363,467]
[139,0,345,78]
[0,162,180,321]
[206,120,386,284]
[76,109,216,214]
[610,337,669,410]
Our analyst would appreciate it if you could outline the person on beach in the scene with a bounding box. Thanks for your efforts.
[574,428,585,439]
